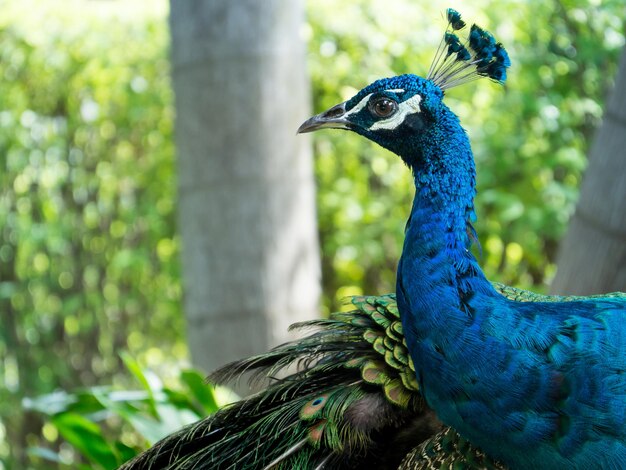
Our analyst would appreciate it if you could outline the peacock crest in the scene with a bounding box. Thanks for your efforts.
[427,9,510,90]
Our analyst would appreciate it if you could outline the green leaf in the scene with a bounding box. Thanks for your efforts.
[91,386,197,445]
[51,413,119,469]
[180,369,219,414]
[120,352,151,392]
[113,441,140,466]
[120,352,160,416]
[123,412,172,445]
[22,390,77,416]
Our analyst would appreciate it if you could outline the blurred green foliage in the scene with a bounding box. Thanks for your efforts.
[23,355,228,469]
[0,2,181,467]
[0,0,623,467]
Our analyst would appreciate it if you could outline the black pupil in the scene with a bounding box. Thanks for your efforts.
[375,99,394,117]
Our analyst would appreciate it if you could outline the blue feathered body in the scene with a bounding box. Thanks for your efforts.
[394,99,626,469]
[398,216,626,468]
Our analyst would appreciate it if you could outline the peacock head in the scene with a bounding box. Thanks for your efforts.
[298,9,509,172]
[298,75,451,169]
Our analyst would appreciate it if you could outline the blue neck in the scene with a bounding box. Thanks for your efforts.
[399,118,493,301]
[396,123,498,387]
[400,177,494,305]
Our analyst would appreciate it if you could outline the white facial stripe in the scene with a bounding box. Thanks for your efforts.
[370,94,422,131]
[344,89,406,118]
[344,93,372,118]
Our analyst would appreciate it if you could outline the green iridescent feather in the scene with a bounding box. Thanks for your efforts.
[120,283,625,469]
[120,295,437,469]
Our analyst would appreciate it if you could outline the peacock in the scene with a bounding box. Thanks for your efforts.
[298,9,626,469]
[120,9,626,470]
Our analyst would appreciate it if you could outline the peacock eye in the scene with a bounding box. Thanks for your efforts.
[369,97,398,118]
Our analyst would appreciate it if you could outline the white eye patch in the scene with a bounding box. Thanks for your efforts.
[344,88,408,118]
[344,89,422,131]
[344,93,373,118]
[370,94,422,131]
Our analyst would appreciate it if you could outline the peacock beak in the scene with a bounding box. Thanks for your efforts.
[297,102,350,134]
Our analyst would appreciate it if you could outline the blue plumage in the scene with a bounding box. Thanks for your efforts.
[446,8,465,31]
[298,10,626,469]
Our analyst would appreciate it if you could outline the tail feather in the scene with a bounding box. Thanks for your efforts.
[120,295,439,469]
[120,286,546,469]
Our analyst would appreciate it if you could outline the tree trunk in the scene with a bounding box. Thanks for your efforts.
[169,0,320,373]
[551,46,626,295]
